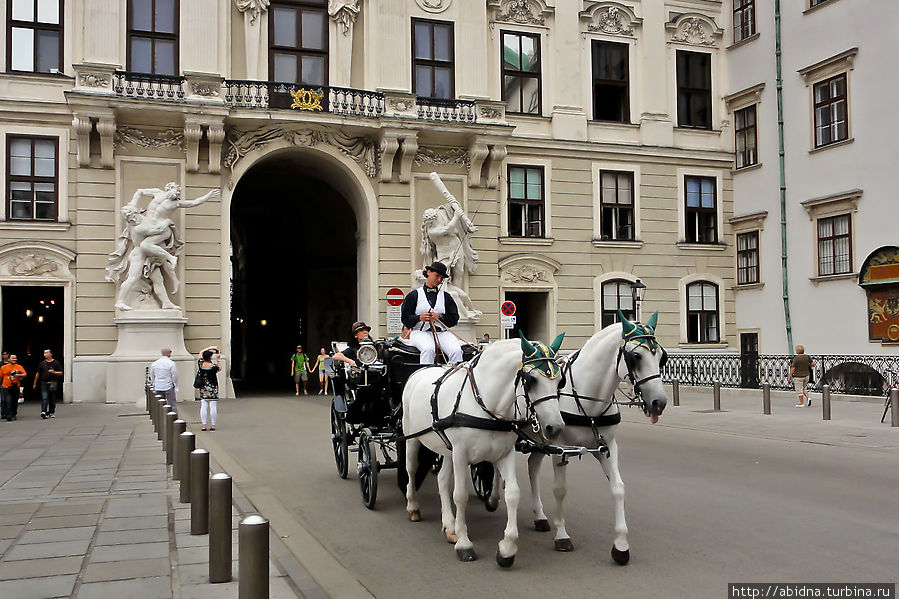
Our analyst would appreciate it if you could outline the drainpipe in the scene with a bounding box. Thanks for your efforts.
[775,0,794,353]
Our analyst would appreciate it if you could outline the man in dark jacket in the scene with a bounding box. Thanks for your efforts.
[400,262,462,364]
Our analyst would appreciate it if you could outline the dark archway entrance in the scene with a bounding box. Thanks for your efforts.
[230,153,357,392]
[1,285,64,403]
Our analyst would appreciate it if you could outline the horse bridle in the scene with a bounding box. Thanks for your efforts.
[514,353,564,432]
[617,336,667,398]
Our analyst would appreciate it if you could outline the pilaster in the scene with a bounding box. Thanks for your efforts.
[379,131,401,182]
[96,117,116,169]
[185,122,203,173]
[398,135,419,184]
[467,140,489,188]
[72,115,93,167]
[207,125,225,174]
[485,144,507,189]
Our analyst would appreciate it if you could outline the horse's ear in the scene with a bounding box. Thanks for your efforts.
[549,332,565,355]
[519,330,536,357]
[619,311,636,338]
[645,311,659,330]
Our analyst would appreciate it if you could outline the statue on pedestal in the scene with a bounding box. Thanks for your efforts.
[106,183,220,311]
[420,173,482,319]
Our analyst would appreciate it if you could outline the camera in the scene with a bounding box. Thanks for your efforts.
[214,349,220,354]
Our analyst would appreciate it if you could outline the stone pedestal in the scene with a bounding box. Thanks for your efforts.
[105,310,195,406]
[454,318,482,347]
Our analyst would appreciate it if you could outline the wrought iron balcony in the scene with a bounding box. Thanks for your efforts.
[224,80,384,118]
[113,71,186,101]
[416,96,477,123]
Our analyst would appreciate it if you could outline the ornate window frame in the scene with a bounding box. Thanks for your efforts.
[801,188,861,284]
[729,210,767,290]
[0,126,69,226]
[798,48,858,152]
[499,252,560,339]
[499,155,553,244]
[724,82,764,172]
[591,160,641,247]
[488,0,555,28]
[666,13,723,132]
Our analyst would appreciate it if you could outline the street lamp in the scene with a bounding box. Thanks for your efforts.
[631,279,646,322]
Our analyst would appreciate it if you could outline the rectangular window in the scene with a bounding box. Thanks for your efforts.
[737,231,760,284]
[6,135,58,221]
[677,51,712,129]
[508,165,544,238]
[269,0,328,85]
[8,0,62,73]
[687,282,719,343]
[601,280,635,328]
[599,170,634,241]
[813,74,848,148]
[501,31,541,115]
[734,104,758,168]
[684,176,717,243]
[128,0,179,75]
[733,0,755,43]
[591,40,629,122]
[809,0,831,6]
[412,18,454,100]
[817,214,851,276]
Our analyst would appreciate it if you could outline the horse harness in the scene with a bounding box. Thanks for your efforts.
[402,349,562,451]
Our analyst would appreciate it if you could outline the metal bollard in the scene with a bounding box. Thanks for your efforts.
[672,380,680,407]
[891,388,899,427]
[762,383,771,415]
[239,515,269,599]
[165,412,177,465]
[209,473,233,583]
[156,399,167,439]
[822,384,831,421]
[713,380,721,411]
[190,449,210,535]
[178,432,196,504]
[171,420,186,478]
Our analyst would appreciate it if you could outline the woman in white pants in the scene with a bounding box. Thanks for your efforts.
[197,346,220,431]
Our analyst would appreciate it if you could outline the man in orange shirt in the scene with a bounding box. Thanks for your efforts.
[0,354,27,421]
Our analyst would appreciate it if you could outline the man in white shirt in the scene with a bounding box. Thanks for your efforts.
[150,347,178,416]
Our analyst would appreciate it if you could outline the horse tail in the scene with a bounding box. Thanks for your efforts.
[396,439,409,493]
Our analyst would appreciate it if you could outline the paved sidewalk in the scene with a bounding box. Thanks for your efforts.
[0,402,303,598]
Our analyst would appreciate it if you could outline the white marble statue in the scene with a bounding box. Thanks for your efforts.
[106,183,220,311]
[420,172,482,319]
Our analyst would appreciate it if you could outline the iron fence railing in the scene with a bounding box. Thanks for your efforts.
[223,80,384,118]
[416,96,477,123]
[113,71,186,101]
[662,353,899,396]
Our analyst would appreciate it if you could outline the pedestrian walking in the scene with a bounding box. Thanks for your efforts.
[0,351,8,420]
[789,345,815,408]
[34,349,63,419]
[0,354,26,421]
[196,346,220,431]
[291,345,310,395]
[150,347,179,417]
[310,348,330,395]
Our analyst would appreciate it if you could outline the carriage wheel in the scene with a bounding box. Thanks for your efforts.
[330,404,349,479]
[359,432,378,509]
[471,461,494,500]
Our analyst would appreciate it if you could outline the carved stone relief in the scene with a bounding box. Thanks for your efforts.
[413,147,471,168]
[191,83,220,97]
[234,0,269,23]
[9,254,59,277]
[669,16,719,46]
[587,5,636,35]
[479,105,503,120]
[0,245,74,280]
[415,0,452,13]
[495,0,545,25]
[114,127,185,151]
[504,263,550,284]
[329,0,360,35]
[79,72,110,88]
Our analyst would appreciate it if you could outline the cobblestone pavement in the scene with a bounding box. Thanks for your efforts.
[0,401,303,598]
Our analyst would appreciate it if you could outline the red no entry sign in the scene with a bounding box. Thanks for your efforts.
[501,301,516,316]
[386,288,405,306]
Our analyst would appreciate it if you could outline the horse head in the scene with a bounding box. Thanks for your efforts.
[518,331,566,440]
[618,311,668,423]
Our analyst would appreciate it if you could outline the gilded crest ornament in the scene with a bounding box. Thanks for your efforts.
[290,88,324,111]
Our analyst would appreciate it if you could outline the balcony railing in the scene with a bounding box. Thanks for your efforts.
[113,71,186,101]
[224,80,384,118]
[661,353,899,396]
[416,96,477,123]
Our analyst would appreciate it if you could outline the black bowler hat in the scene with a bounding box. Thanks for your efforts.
[423,261,449,278]
[351,321,371,335]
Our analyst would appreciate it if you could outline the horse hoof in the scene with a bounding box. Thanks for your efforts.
[456,547,478,562]
[534,519,551,532]
[496,551,515,568]
[443,528,458,544]
[554,538,574,552]
[611,545,630,565]
[408,510,421,522]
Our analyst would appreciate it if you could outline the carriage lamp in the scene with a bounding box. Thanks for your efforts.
[357,342,379,366]
[631,279,647,321]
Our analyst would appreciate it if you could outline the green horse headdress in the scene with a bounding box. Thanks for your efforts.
[618,310,661,352]
[519,331,565,379]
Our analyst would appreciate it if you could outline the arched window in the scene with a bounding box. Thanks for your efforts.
[686,281,719,342]
[601,280,634,328]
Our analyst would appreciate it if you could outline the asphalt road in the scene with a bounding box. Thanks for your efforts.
[184,393,899,599]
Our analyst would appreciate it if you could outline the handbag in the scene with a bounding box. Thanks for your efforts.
[193,369,204,390]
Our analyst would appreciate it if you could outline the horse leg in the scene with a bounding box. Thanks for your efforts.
[551,455,574,552]
[405,438,422,522]
[528,452,550,531]
[451,449,476,562]
[495,451,520,568]
[437,455,457,543]
[597,435,630,565]
[485,467,501,512]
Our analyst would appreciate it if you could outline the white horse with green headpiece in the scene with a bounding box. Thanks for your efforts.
[524,311,668,564]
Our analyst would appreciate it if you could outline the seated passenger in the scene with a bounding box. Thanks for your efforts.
[401,261,462,365]
[333,321,372,367]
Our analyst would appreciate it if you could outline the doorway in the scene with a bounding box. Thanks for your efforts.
[739,332,760,389]
[1,285,64,402]
[505,291,550,343]
[230,152,357,392]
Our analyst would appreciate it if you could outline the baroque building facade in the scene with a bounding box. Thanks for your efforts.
[0,0,736,402]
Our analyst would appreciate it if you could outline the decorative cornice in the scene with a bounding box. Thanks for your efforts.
[666,13,723,47]
[114,127,184,151]
[415,0,453,14]
[493,0,545,25]
[798,47,858,85]
[234,0,269,24]
[580,3,642,36]
[724,82,765,108]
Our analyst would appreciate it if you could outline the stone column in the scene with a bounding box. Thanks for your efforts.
[81,0,123,66]
[329,1,361,87]
[235,1,270,80]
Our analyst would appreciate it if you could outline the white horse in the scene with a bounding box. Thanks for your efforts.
[403,334,566,568]
[526,312,668,565]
